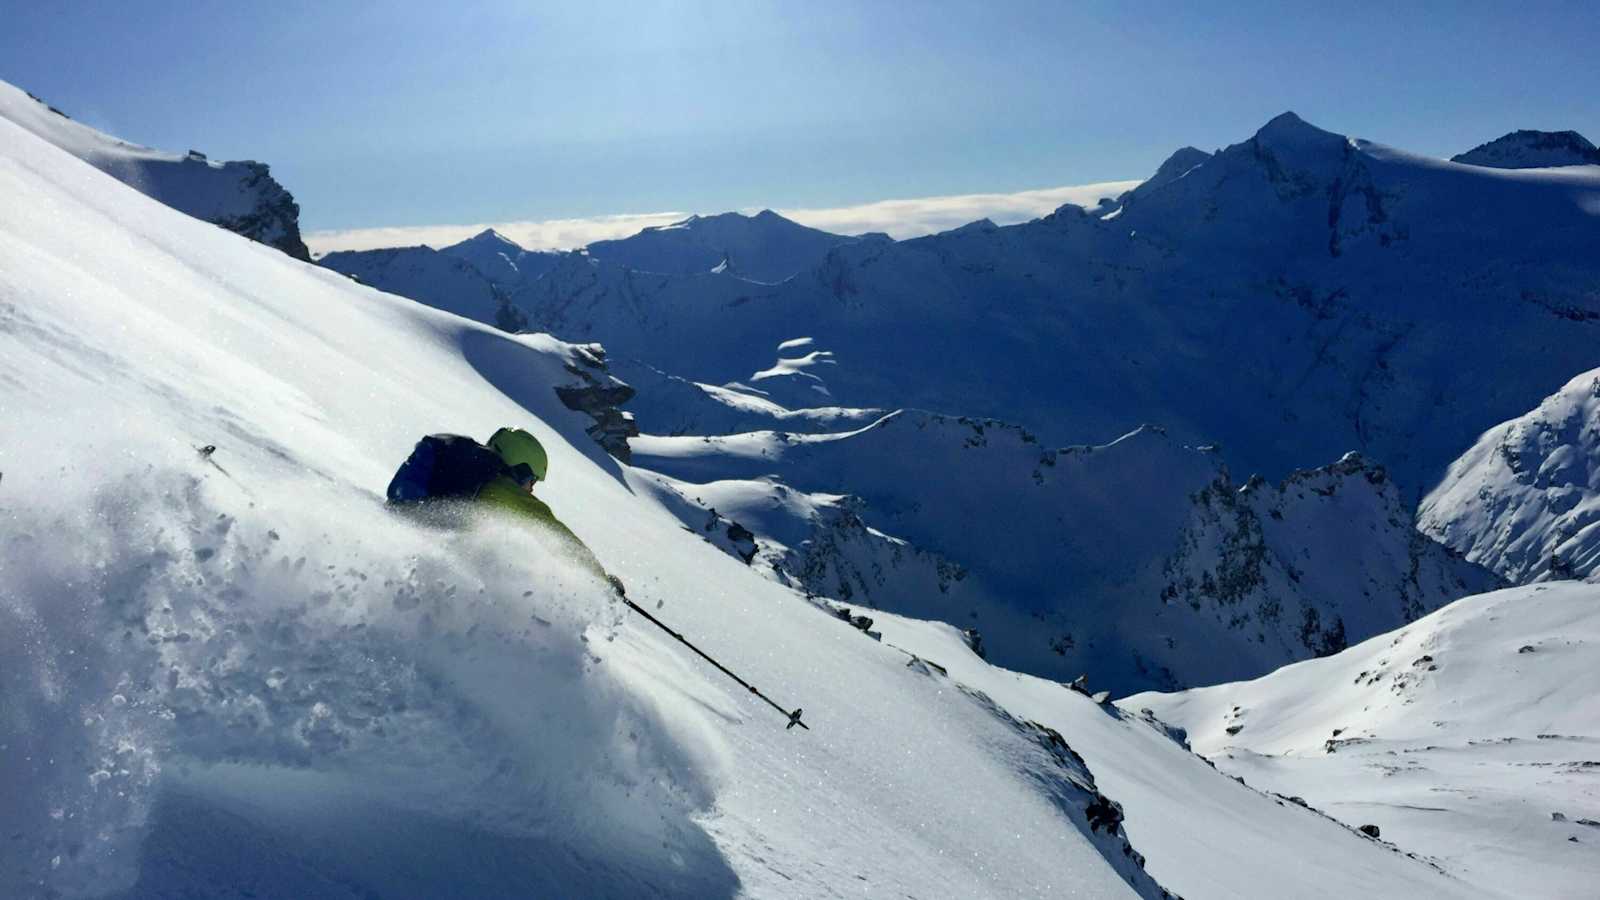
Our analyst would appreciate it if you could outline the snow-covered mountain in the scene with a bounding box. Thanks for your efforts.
[438,227,562,286]
[317,227,566,331]
[0,79,309,260]
[6,78,1531,900]
[1451,129,1600,169]
[1419,366,1600,582]
[316,243,511,325]
[485,112,1600,500]
[585,209,871,283]
[1130,581,1600,899]
[631,413,1496,693]
[1,96,1187,900]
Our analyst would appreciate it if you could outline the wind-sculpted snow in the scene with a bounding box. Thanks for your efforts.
[1131,582,1600,898]
[1420,368,1600,583]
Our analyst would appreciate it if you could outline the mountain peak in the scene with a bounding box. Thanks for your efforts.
[467,227,519,246]
[1451,129,1600,169]
[945,218,999,236]
[1253,111,1344,147]
[1122,146,1213,203]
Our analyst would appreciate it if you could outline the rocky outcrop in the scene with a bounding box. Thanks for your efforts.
[554,343,638,462]
[207,159,311,260]
[1164,451,1500,663]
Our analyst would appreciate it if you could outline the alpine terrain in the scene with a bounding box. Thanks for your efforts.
[3,68,1599,900]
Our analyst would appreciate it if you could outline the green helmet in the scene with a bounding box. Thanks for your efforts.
[488,427,549,483]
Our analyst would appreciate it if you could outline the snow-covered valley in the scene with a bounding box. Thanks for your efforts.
[5,71,1600,899]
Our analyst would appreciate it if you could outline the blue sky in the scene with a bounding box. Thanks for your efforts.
[4,1,1596,240]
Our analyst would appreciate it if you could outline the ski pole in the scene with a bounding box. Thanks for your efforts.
[617,592,808,731]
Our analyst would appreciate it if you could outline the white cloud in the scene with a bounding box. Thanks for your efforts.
[303,179,1141,256]
[305,212,689,257]
[776,181,1139,239]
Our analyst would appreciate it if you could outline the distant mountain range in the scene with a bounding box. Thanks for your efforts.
[7,72,1600,898]
[331,113,1600,498]
[308,112,1600,690]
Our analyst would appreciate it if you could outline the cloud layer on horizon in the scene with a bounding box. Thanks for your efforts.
[304,179,1141,256]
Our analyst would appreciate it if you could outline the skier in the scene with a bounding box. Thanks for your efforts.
[387,427,616,588]
[385,426,807,729]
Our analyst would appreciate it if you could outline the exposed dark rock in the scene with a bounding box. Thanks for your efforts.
[962,627,987,659]
[554,344,638,462]
[1358,824,1381,839]
[1083,793,1125,834]
[208,160,311,261]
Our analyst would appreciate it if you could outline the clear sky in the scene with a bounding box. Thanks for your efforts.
[4,1,1596,237]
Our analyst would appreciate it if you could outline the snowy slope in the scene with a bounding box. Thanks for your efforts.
[1129,582,1600,899]
[1420,367,1600,582]
[0,79,309,260]
[867,613,1483,900]
[630,414,1496,693]
[585,210,866,283]
[494,112,1600,498]
[1451,129,1600,169]
[0,90,1212,900]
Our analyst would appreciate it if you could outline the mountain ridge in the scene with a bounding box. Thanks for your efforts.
[0,79,310,260]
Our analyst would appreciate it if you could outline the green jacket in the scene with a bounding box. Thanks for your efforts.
[476,463,610,584]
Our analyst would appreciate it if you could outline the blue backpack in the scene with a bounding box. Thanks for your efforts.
[386,434,509,504]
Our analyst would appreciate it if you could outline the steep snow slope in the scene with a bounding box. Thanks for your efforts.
[1420,367,1600,582]
[585,210,866,283]
[501,113,1600,498]
[0,79,309,260]
[1130,583,1600,899]
[0,95,1196,900]
[631,414,1496,692]
[1451,129,1600,169]
[866,613,1481,900]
